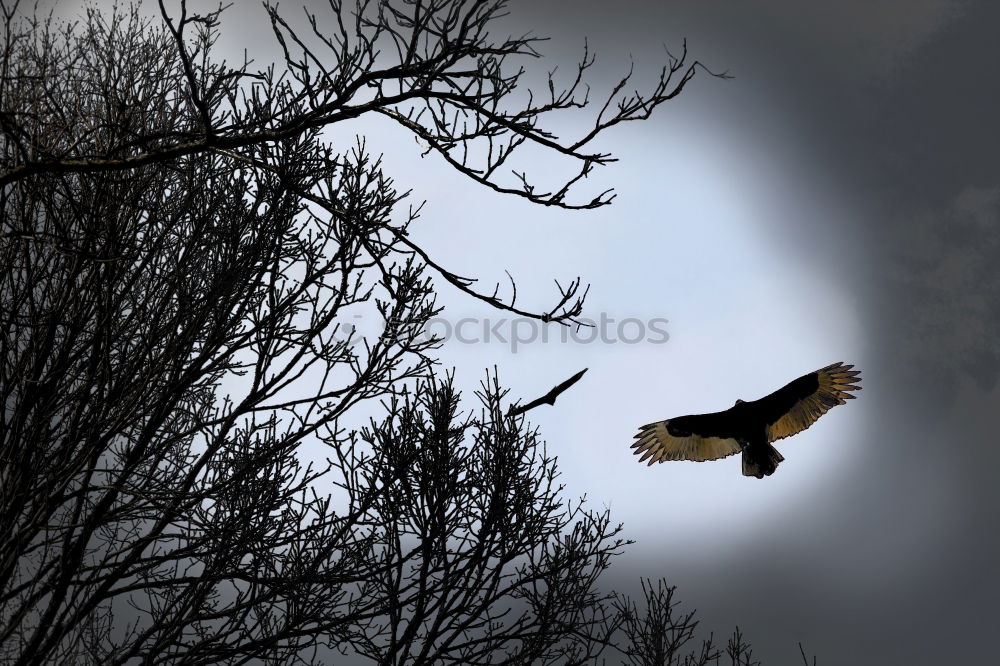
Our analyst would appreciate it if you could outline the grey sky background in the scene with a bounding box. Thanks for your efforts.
[34,0,1000,663]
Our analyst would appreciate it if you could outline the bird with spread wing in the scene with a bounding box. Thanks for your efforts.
[631,362,861,478]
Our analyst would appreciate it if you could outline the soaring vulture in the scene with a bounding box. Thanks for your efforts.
[631,362,861,478]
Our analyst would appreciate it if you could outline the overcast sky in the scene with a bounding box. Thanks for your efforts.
[37,0,1000,663]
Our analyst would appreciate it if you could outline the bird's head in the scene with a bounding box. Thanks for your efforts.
[734,399,745,406]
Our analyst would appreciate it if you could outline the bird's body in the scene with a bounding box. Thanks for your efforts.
[631,362,861,478]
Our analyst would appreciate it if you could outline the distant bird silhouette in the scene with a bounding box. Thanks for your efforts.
[508,368,588,417]
[631,362,861,478]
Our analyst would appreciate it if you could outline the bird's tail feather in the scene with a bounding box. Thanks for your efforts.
[742,444,785,478]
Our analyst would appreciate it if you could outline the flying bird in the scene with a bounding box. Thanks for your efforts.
[631,362,861,478]
[507,368,588,417]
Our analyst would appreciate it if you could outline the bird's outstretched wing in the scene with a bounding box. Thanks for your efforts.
[631,412,743,466]
[749,362,862,443]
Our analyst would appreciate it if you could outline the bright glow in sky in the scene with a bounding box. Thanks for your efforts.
[369,101,871,564]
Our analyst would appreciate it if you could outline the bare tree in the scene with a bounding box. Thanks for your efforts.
[724,628,759,666]
[612,579,784,666]
[339,373,625,666]
[614,579,719,666]
[0,1,768,665]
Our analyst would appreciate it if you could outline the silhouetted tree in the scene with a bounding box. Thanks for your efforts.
[0,1,774,665]
[615,579,719,666]
[339,373,625,665]
[612,579,793,666]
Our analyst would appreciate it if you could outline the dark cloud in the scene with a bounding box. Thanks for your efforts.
[885,186,1000,393]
